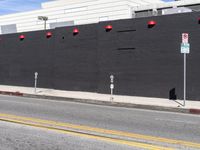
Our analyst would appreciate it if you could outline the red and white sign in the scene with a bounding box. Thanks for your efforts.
[182,33,189,43]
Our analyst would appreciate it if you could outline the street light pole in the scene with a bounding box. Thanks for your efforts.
[44,20,46,30]
[38,16,48,30]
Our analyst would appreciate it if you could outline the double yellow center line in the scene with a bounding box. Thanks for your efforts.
[0,113,199,150]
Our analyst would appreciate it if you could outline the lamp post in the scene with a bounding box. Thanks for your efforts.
[38,16,48,30]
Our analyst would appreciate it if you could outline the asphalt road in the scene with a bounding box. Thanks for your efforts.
[0,121,136,150]
[0,95,200,149]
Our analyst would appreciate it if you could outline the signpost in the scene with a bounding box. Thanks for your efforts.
[181,33,190,106]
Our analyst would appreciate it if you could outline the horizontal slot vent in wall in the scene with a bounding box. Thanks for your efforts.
[117,29,136,33]
[117,48,135,51]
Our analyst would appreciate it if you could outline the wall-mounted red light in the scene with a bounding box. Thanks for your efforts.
[73,28,79,35]
[19,35,25,40]
[46,32,52,38]
[198,18,200,24]
[148,20,156,28]
[105,25,112,31]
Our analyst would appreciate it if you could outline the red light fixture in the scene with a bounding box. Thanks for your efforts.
[198,18,200,24]
[105,25,112,31]
[19,34,25,40]
[46,32,52,38]
[148,20,156,28]
[73,28,79,35]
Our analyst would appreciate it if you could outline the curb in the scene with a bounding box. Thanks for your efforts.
[23,94,193,114]
[0,91,23,96]
[0,90,200,115]
[189,109,200,114]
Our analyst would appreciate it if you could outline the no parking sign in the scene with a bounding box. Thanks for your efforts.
[182,33,188,44]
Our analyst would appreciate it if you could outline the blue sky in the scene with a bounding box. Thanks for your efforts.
[0,0,174,15]
[0,0,50,15]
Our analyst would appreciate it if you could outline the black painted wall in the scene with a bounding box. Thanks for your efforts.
[0,12,200,100]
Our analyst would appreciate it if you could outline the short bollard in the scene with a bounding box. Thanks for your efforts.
[110,75,114,101]
[34,72,38,94]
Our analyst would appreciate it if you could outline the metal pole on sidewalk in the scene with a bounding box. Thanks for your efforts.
[110,75,114,101]
[183,53,186,106]
[181,33,189,107]
[34,72,38,94]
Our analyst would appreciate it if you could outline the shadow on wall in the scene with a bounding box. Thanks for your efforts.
[169,88,177,100]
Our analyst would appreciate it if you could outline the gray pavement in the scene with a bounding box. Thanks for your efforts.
[0,121,135,150]
[0,85,200,114]
[0,95,199,146]
[0,85,200,149]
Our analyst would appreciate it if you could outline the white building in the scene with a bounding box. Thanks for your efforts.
[0,0,200,34]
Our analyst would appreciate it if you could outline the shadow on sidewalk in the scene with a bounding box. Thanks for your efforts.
[169,88,184,107]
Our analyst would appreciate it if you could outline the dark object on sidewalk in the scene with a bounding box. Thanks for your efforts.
[169,88,177,100]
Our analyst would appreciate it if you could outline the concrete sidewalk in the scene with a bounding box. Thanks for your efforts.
[0,85,200,114]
